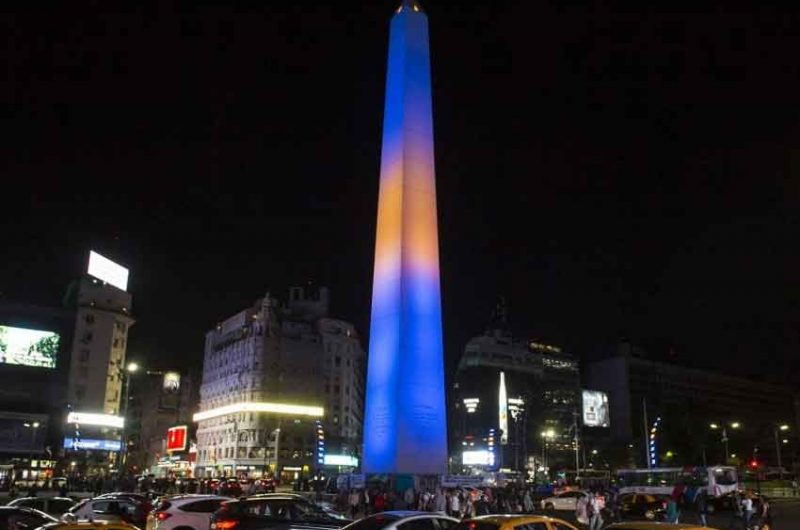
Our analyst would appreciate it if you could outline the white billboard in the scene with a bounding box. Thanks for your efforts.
[582,389,610,428]
[88,251,129,291]
[0,326,59,368]
[67,412,124,429]
[462,450,494,466]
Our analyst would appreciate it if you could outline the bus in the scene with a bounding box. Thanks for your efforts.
[616,466,738,498]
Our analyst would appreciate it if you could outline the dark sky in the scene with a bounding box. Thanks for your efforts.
[2,1,799,383]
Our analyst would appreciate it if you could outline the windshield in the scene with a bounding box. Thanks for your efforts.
[713,468,737,486]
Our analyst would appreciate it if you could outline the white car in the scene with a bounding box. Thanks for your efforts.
[150,495,231,530]
[7,497,76,517]
[539,490,590,512]
[342,511,459,530]
[67,497,144,524]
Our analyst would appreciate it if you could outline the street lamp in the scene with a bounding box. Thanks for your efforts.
[773,424,790,480]
[120,361,140,470]
[710,421,740,464]
[23,422,40,483]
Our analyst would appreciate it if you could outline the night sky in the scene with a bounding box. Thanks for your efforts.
[2,1,799,383]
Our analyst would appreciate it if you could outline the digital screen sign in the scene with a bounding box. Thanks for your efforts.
[66,412,124,429]
[582,389,610,428]
[323,454,359,466]
[0,326,59,369]
[88,251,129,291]
[163,371,181,393]
[166,425,188,452]
[63,438,122,452]
[462,450,494,466]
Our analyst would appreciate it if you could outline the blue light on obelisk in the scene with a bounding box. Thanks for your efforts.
[363,0,448,475]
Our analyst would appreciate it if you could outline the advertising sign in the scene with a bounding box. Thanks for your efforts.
[323,454,359,466]
[88,251,129,291]
[163,371,181,393]
[498,371,508,444]
[582,389,610,428]
[0,326,59,369]
[63,438,122,452]
[67,412,124,429]
[462,450,494,466]
[166,425,188,452]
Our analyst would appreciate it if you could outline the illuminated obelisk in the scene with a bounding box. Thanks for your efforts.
[363,0,447,475]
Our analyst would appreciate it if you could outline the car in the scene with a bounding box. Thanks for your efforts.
[340,511,458,530]
[67,497,148,527]
[7,497,77,518]
[211,494,352,530]
[618,493,669,521]
[605,523,716,530]
[39,521,142,530]
[0,506,58,530]
[456,515,578,530]
[147,495,231,530]
[539,491,590,512]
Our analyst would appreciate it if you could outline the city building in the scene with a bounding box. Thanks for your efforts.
[195,287,365,480]
[0,302,74,484]
[127,369,198,476]
[450,322,580,475]
[63,251,134,474]
[587,342,798,469]
[65,276,134,416]
[363,0,449,476]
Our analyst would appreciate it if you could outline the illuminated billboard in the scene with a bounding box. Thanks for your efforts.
[63,438,122,452]
[163,371,181,393]
[66,412,124,429]
[323,454,359,467]
[166,425,188,452]
[88,251,129,291]
[462,450,494,466]
[582,390,610,428]
[0,326,59,369]
[498,372,508,444]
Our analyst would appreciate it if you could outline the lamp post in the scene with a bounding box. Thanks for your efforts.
[710,421,740,464]
[120,362,139,469]
[23,421,40,483]
[540,429,555,474]
[774,424,790,480]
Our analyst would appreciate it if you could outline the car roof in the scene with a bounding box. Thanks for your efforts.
[468,515,564,524]
[43,523,139,530]
[167,495,232,504]
[379,511,457,519]
[606,521,708,530]
[0,506,55,516]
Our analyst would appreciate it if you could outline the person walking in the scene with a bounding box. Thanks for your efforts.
[435,490,447,514]
[588,492,604,530]
[449,491,461,519]
[696,490,709,527]
[666,497,680,524]
[348,489,360,519]
[575,494,589,527]
[522,490,534,513]
[741,495,754,528]
[756,496,771,530]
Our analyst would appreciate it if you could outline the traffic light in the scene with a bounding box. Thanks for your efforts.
[749,459,758,468]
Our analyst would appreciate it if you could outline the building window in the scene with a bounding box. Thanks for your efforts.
[335,356,341,367]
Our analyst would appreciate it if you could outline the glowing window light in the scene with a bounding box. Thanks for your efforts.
[192,402,324,422]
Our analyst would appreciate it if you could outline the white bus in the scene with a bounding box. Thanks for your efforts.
[616,466,738,498]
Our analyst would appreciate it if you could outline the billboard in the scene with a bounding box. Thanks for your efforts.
[163,371,181,393]
[462,450,494,466]
[324,454,359,467]
[0,325,59,369]
[88,251,129,291]
[166,425,188,452]
[66,412,124,429]
[582,389,610,428]
[63,438,122,452]
[498,371,508,445]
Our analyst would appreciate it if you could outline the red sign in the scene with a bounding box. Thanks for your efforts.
[166,425,188,452]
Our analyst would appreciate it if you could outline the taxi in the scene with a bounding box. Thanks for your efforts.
[39,520,142,530]
[458,514,579,530]
[605,522,722,530]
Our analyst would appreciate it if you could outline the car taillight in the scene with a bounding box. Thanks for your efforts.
[213,521,239,530]
[156,512,173,521]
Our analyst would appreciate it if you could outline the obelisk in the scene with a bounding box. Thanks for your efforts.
[363,0,448,475]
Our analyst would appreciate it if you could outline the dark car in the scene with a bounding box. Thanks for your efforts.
[211,494,350,530]
[618,494,668,521]
[7,497,76,517]
[0,506,58,530]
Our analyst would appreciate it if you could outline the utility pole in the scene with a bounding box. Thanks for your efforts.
[643,397,650,469]
[573,409,581,485]
[774,428,783,480]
